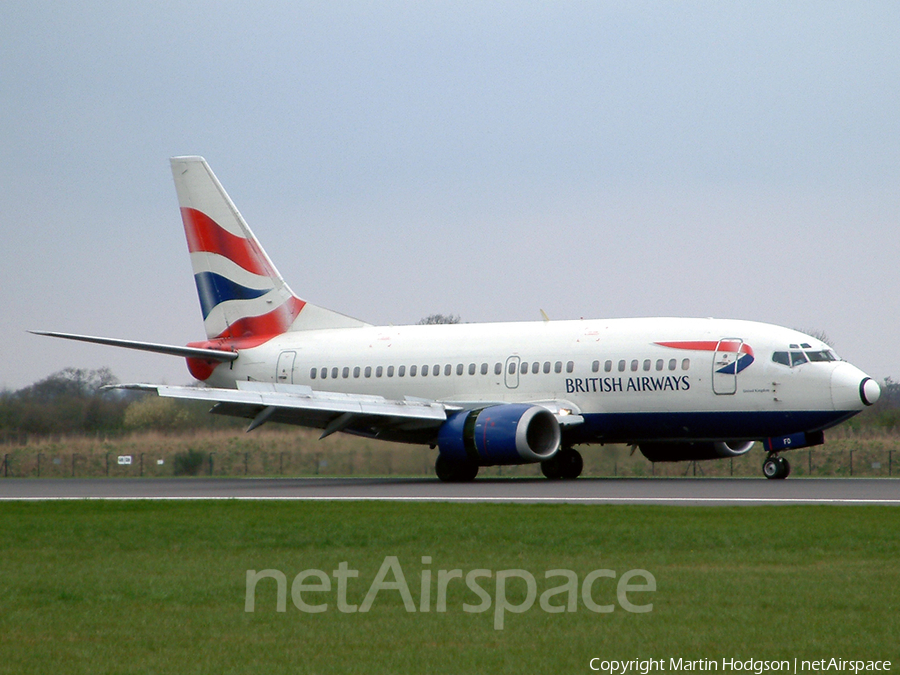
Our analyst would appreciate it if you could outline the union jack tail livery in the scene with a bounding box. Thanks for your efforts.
[171,156,367,342]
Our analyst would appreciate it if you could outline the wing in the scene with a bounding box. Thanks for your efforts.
[109,381,585,445]
[113,381,452,443]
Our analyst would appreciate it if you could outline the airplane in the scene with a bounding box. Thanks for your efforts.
[34,156,881,481]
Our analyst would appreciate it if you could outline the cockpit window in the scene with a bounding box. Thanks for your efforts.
[774,347,839,368]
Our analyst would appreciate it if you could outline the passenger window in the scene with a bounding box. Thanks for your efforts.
[376,366,383,377]
[618,360,626,372]
[631,360,639,372]
[445,364,452,376]
[420,365,427,377]
[566,361,574,373]
[532,361,540,374]
[543,361,551,374]
[365,366,372,378]
[457,364,464,376]
[520,361,528,375]
[555,362,562,373]
[387,365,394,377]
[643,359,651,371]
[342,367,350,378]
[468,363,476,375]
[353,366,360,378]
[668,359,676,371]
[483,363,491,375]
[790,352,808,367]
[681,359,690,370]
[772,352,790,367]
[331,367,339,379]
[434,365,440,376]
[592,360,600,373]
[310,368,317,380]
[398,365,406,377]
[321,367,328,379]
[656,359,664,371]
[605,360,613,372]
[508,362,517,375]
[410,365,418,376]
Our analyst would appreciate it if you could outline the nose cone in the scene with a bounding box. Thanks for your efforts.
[861,377,881,406]
[831,363,881,409]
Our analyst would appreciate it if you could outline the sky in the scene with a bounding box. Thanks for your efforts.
[2,1,899,390]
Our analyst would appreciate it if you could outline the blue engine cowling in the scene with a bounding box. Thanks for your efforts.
[437,404,561,466]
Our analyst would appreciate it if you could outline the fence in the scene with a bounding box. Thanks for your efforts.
[0,428,897,478]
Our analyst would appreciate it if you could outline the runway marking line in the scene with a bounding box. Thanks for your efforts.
[1,496,899,504]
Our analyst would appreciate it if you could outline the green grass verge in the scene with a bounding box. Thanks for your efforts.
[1,502,898,674]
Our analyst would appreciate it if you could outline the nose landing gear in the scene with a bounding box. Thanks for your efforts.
[762,454,791,480]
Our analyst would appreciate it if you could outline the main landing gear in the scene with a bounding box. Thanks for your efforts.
[762,453,791,480]
[435,447,584,482]
[435,455,479,482]
[541,447,584,480]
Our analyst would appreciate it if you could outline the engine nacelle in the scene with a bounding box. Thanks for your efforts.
[437,404,561,466]
[639,440,755,463]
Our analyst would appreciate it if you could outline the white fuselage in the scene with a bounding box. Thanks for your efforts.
[203,317,870,445]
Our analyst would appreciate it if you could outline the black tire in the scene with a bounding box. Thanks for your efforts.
[435,455,456,482]
[435,455,479,482]
[458,461,479,482]
[541,455,563,480]
[778,456,791,479]
[557,448,584,479]
[763,455,789,480]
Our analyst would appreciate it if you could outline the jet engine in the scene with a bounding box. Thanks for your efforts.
[437,404,561,466]
[638,440,755,463]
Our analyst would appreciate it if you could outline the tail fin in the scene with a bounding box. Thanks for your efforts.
[170,156,368,341]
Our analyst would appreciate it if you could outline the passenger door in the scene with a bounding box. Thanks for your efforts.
[276,351,296,385]
[712,339,742,395]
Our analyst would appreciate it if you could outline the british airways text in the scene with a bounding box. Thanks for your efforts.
[566,376,691,394]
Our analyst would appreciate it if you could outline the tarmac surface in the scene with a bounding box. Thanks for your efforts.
[1,476,898,505]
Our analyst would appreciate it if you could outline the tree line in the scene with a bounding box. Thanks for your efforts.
[1,367,898,439]
[0,368,239,438]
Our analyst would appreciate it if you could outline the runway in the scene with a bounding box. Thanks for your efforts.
[1,476,898,505]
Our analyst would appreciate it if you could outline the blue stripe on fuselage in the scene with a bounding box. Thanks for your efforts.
[564,409,858,445]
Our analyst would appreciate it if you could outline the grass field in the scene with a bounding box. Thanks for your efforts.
[1,501,898,674]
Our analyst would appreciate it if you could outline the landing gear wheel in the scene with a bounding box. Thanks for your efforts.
[762,454,790,480]
[779,456,791,479]
[557,448,584,479]
[541,454,562,480]
[435,455,479,482]
[457,461,479,482]
[542,448,583,480]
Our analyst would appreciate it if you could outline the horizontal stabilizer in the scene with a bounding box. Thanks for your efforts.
[30,331,238,362]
